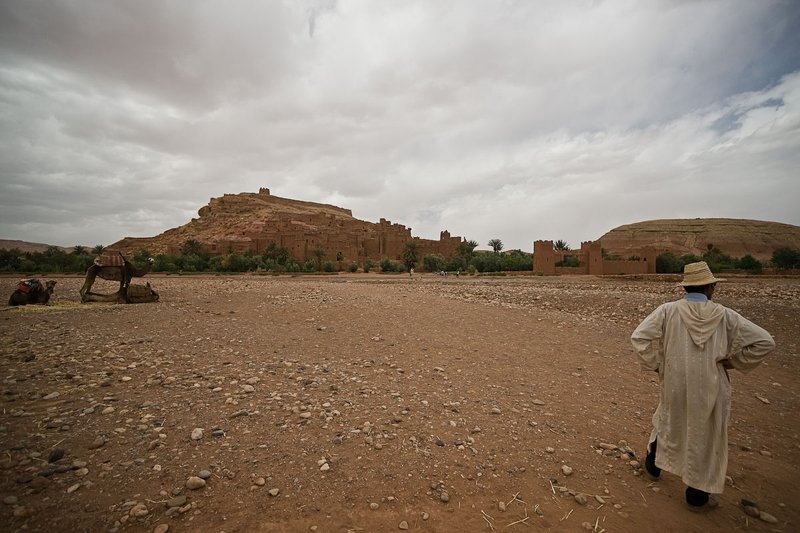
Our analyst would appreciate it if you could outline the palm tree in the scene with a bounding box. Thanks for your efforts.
[182,239,203,256]
[403,241,420,270]
[92,245,105,255]
[488,239,503,254]
[72,245,86,256]
[553,239,571,251]
[312,247,325,271]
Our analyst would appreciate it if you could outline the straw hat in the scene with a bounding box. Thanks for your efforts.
[679,261,725,286]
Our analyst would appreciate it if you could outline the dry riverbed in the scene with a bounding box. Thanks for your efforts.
[1,273,798,533]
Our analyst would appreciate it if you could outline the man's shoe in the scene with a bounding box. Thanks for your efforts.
[686,495,719,513]
[643,466,660,481]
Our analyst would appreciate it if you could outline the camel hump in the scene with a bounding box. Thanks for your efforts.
[17,278,41,293]
[95,254,126,267]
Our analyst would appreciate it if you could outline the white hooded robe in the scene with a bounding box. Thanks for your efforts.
[631,297,775,493]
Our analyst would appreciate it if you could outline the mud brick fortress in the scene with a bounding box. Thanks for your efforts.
[112,188,463,266]
[533,240,658,275]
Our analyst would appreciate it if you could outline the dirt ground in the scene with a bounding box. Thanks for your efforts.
[1,273,798,533]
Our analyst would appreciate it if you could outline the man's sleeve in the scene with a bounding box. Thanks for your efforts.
[727,311,776,372]
[631,305,665,371]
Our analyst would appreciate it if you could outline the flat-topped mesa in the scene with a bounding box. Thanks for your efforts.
[108,189,462,265]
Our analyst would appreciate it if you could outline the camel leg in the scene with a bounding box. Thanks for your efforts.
[80,268,98,302]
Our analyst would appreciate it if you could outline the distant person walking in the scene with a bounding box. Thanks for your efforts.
[631,262,775,512]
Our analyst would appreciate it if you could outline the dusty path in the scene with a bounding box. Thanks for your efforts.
[1,274,798,532]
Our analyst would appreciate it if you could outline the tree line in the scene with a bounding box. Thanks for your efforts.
[1,239,798,275]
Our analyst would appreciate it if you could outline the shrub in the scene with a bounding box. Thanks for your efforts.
[348,263,358,273]
[656,252,683,274]
[423,254,446,273]
[323,260,336,272]
[737,255,762,273]
[363,259,374,273]
[772,247,800,269]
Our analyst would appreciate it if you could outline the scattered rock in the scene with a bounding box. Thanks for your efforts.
[191,428,203,440]
[153,524,169,533]
[268,488,280,497]
[48,448,65,463]
[166,495,187,508]
[561,465,573,476]
[186,476,206,490]
[88,436,105,450]
[129,503,149,518]
[440,491,450,503]
[759,511,778,524]
[399,521,409,530]
[198,470,212,479]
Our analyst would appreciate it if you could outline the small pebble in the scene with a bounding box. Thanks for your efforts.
[198,470,212,479]
[399,521,409,530]
[743,505,760,518]
[370,502,379,510]
[440,491,450,503]
[268,488,280,497]
[759,511,778,524]
[153,525,169,533]
[561,465,573,476]
[3,496,19,505]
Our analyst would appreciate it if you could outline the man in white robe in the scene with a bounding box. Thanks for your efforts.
[631,261,775,511]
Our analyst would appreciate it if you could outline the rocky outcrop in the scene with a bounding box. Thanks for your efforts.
[599,218,800,260]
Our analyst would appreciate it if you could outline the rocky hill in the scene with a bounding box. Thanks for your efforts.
[108,188,462,264]
[599,218,800,260]
[0,240,73,254]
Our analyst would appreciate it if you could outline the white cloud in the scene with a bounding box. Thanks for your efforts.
[0,0,798,250]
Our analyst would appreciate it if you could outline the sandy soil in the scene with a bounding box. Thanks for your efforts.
[1,273,798,533]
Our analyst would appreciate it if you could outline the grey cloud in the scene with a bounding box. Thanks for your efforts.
[0,1,798,250]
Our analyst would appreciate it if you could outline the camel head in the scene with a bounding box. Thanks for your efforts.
[44,280,57,292]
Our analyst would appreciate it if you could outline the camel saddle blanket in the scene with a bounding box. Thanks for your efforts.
[17,279,41,293]
[127,284,153,298]
[94,254,126,267]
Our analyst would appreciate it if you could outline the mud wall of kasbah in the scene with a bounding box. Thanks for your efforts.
[111,189,462,266]
[533,240,658,275]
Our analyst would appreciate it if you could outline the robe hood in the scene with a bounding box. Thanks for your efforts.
[676,299,725,348]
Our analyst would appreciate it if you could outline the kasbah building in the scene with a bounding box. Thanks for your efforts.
[111,188,659,275]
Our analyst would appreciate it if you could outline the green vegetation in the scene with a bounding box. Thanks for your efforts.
[403,241,420,270]
[488,238,503,253]
[772,246,800,270]
[656,245,778,274]
[3,239,792,276]
[553,239,571,251]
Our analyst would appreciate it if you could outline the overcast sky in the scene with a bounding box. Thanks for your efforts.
[1,0,799,252]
